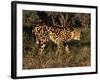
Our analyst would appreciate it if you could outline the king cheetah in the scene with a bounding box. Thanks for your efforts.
[32,23,80,55]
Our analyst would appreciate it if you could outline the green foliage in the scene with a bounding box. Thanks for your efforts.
[23,10,39,27]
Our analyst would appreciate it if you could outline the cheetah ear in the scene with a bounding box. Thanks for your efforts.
[71,26,80,31]
[69,26,74,31]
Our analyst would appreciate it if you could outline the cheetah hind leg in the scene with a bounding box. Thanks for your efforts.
[38,44,46,55]
[56,44,65,55]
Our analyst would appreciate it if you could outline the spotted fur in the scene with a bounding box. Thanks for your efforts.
[32,23,80,54]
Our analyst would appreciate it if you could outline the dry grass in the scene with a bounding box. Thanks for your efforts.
[22,11,91,69]
[23,39,90,69]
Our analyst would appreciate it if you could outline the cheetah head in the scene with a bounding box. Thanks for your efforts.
[71,28,80,40]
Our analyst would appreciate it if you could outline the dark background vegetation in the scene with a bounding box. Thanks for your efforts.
[23,10,91,69]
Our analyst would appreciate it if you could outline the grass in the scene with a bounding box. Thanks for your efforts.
[22,12,91,69]
[23,30,91,69]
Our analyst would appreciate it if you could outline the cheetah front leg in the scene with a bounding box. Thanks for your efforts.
[38,44,46,55]
[56,43,65,55]
[56,44,70,55]
[65,45,70,54]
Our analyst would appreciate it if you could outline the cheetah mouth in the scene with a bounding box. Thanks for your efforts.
[76,38,80,40]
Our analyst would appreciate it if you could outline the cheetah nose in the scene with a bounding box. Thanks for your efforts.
[74,37,80,40]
